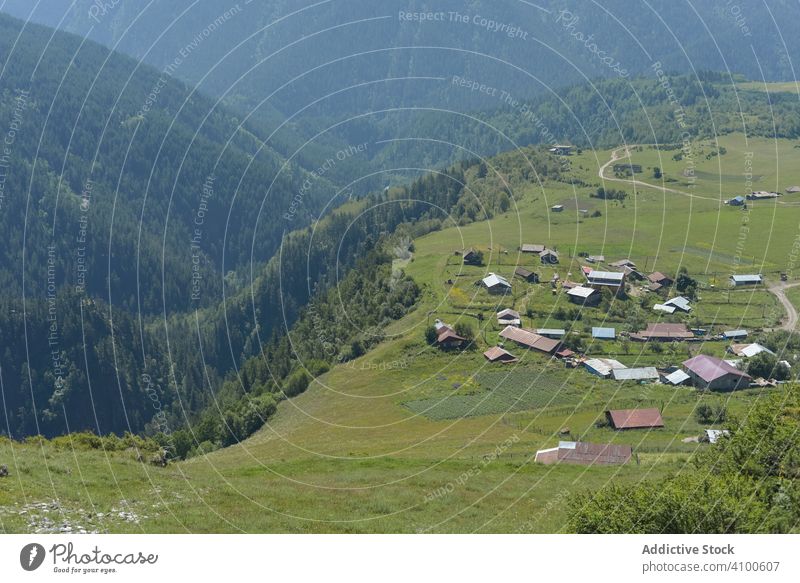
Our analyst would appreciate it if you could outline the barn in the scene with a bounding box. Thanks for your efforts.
[605,408,664,430]
[535,441,632,465]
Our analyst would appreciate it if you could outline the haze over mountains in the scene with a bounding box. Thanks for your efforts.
[4,0,799,180]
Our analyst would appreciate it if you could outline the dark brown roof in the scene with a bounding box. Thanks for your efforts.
[636,323,693,340]
[606,408,664,430]
[514,266,534,278]
[648,272,672,284]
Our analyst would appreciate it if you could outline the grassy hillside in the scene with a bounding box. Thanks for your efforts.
[3,133,799,533]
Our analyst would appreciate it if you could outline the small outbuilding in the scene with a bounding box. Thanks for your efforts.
[462,248,482,265]
[584,358,627,378]
[540,249,560,264]
[612,367,660,382]
[730,274,762,286]
[496,308,521,327]
[521,244,545,254]
[514,266,539,282]
[723,329,748,340]
[592,327,616,340]
[536,328,566,339]
[483,346,518,363]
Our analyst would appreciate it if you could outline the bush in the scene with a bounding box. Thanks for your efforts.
[695,403,727,424]
[454,320,475,342]
[283,369,312,398]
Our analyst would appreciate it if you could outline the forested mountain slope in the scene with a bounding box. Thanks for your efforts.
[0,12,332,315]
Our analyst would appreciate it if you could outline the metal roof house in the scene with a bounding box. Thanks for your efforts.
[653,303,676,314]
[499,326,560,354]
[481,273,512,294]
[539,249,559,264]
[535,441,631,466]
[592,327,616,340]
[584,358,627,378]
[612,367,660,382]
[663,369,691,385]
[632,323,694,341]
[551,204,565,212]
[730,274,762,286]
[682,354,752,390]
[567,285,600,305]
[723,329,748,340]
[536,328,566,339]
[606,408,664,430]
[586,270,625,289]
[728,343,774,358]
[663,296,691,312]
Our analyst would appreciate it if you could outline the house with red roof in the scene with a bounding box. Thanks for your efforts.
[605,408,664,430]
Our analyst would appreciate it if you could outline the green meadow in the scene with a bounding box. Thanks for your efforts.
[2,134,798,533]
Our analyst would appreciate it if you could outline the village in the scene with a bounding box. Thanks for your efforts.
[426,242,791,467]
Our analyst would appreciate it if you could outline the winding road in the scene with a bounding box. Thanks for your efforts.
[598,146,800,332]
[767,281,800,332]
[597,146,718,202]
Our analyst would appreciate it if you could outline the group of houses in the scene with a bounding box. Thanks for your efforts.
[480,302,771,390]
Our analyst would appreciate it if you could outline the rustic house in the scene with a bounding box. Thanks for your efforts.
[483,346,518,363]
[631,322,694,341]
[605,408,664,430]
[514,266,538,282]
[535,441,631,466]
[481,273,512,294]
[496,308,521,327]
[567,285,600,306]
[539,249,559,264]
[462,248,481,265]
[499,326,560,354]
[586,269,625,291]
[682,354,751,390]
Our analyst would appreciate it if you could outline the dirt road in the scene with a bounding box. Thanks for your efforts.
[767,281,800,332]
